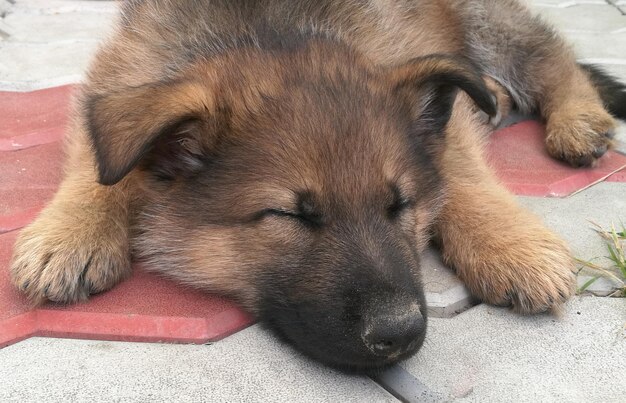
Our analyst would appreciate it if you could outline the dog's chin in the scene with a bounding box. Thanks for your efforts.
[313,345,422,374]
[264,320,425,373]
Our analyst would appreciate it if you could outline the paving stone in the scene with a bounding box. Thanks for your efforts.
[517,182,626,294]
[487,120,626,197]
[530,0,606,7]
[610,1,626,14]
[421,248,476,318]
[0,231,254,348]
[3,10,115,43]
[0,0,12,17]
[0,85,74,150]
[0,328,396,402]
[565,32,626,60]
[11,0,119,15]
[0,23,12,41]
[399,298,625,402]
[372,364,446,402]
[0,42,93,91]
[535,4,626,33]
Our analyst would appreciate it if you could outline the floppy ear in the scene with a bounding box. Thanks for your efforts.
[85,80,215,185]
[388,54,497,137]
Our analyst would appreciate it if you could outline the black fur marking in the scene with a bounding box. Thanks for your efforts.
[387,185,414,220]
[402,54,498,118]
[580,64,626,120]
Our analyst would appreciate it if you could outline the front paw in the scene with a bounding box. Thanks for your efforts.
[457,235,576,314]
[545,104,615,167]
[10,210,131,304]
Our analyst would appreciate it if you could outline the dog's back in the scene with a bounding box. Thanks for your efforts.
[86,0,465,94]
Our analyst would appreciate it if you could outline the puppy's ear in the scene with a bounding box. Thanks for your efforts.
[85,80,215,185]
[388,55,496,137]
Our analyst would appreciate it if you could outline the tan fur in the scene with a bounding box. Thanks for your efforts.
[483,76,511,126]
[10,122,133,305]
[11,0,611,318]
[536,50,616,166]
[435,96,575,313]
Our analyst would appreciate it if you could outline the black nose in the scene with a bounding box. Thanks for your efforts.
[362,311,425,356]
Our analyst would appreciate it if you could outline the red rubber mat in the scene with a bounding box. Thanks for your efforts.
[487,120,626,196]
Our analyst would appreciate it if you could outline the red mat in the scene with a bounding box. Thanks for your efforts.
[1,87,625,349]
[607,169,626,182]
[0,142,63,233]
[487,120,626,197]
[0,85,72,151]
[0,232,253,348]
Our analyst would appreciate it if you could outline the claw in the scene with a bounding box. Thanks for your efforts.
[79,256,93,283]
[592,144,608,158]
[570,153,594,168]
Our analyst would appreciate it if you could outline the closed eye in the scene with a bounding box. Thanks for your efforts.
[387,190,415,219]
[264,208,301,219]
[259,208,322,227]
[388,199,413,218]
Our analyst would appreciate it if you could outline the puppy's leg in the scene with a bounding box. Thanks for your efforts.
[458,0,615,166]
[10,124,133,304]
[434,98,575,313]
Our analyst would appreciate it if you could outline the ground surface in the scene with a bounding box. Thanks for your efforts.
[0,1,625,402]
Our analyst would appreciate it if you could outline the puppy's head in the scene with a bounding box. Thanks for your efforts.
[84,41,495,371]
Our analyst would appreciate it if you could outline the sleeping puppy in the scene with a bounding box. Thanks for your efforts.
[11,0,626,370]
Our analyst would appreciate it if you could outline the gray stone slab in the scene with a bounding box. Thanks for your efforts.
[530,1,606,7]
[0,20,11,41]
[3,10,116,43]
[535,0,607,5]
[0,41,94,90]
[610,1,626,14]
[421,248,477,318]
[566,32,626,60]
[0,0,12,17]
[400,297,626,402]
[372,364,446,402]
[534,4,626,33]
[0,326,397,402]
[517,182,626,294]
[11,0,118,15]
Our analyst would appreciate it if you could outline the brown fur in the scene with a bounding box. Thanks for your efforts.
[11,0,618,368]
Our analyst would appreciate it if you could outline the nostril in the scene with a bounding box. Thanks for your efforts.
[373,339,395,353]
[362,312,425,356]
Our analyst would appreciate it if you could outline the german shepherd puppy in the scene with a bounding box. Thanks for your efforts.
[10,0,626,370]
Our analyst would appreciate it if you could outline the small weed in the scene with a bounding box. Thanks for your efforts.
[575,222,626,297]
